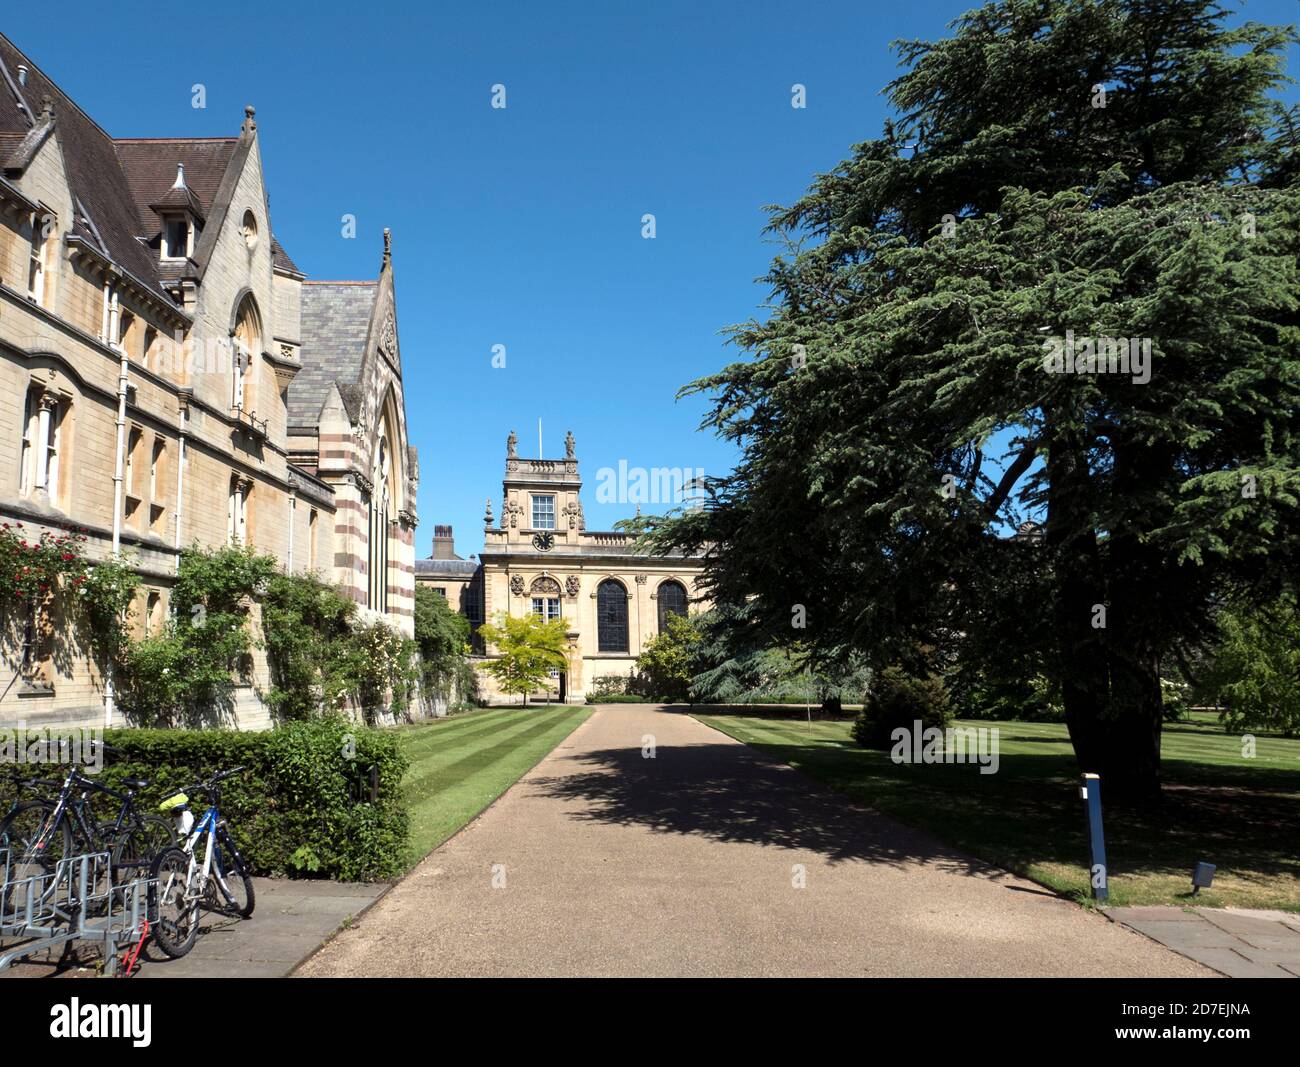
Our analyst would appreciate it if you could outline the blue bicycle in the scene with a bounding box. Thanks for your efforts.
[149,766,255,958]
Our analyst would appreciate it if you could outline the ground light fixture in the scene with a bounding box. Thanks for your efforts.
[1079,772,1108,903]
[1191,861,1217,896]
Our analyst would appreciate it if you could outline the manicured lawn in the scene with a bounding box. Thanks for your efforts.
[694,708,1300,911]
[398,704,592,867]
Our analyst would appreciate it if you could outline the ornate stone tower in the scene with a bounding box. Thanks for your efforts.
[495,429,585,546]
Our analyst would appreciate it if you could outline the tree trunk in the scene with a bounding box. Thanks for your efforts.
[820,695,843,717]
[1047,413,1166,804]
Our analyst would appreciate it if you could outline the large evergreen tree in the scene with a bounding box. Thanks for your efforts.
[646,0,1299,798]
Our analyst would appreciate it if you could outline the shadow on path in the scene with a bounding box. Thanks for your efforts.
[530,729,1011,880]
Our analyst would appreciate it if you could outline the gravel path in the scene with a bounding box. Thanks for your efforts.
[298,704,1212,978]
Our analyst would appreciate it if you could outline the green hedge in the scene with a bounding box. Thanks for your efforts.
[95,718,408,881]
[585,693,654,704]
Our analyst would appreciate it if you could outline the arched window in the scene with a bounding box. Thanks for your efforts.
[231,296,261,411]
[596,579,628,653]
[530,576,561,622]
[657,580,688,632]
[368,417,396,612]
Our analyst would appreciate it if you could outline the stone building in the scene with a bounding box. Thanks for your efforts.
[416,432,706,704]
[414,525,481,628]
[0,33,416,729]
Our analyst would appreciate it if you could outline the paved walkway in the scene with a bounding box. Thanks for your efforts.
[1105,906,1300,978]
[3,877,387,979]
[299,705,1211,978]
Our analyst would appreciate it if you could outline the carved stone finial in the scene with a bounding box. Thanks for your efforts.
[39,95,54,121]
[484,497,494,525]
[242,105,256,134]
[564,430,575,460]
[383,228,392,268]
[506,429,518,458]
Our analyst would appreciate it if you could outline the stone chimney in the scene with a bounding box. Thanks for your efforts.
[432,524,457,560]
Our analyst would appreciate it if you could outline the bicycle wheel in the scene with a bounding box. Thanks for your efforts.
[111,816,175,887]
[0,800,72,873]
[0,801,71,913]
[149,846,200,958]
[211,829,255,918]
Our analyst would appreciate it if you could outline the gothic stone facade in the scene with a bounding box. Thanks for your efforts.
[0,33,416,729]
[417,433,707,704]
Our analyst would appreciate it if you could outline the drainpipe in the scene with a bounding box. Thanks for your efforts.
[105,283,127,728]
[100,278,112,341]
[287,490,296,572]
[173,389,190,572]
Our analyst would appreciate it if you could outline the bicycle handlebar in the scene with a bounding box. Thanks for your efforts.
[160,765,247,802]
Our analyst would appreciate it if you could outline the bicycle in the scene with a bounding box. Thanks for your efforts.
[0,753,173,908]
[0,766,62,848]
[150,767,255,959]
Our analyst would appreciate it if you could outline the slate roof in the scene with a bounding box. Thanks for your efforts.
[115,138,238,235]
[0,34,301,305]
[0,33,175,305]
[415,558,481,579]
[287,282,379,429]
[271,235,301,275]
[0,130,22,164]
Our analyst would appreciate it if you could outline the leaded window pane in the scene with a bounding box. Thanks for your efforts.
[597,579,628,652]
[657,581,688,632]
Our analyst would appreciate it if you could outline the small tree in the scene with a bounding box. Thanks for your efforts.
[852,667,953,751]
[635,613,702,703]
[476,612,568,706]
[413,586,472,706]
[1199,596,1300,738]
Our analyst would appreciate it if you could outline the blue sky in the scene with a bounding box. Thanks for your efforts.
[22,0,1299,558]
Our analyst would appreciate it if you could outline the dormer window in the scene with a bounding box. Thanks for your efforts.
[162,215,190,260]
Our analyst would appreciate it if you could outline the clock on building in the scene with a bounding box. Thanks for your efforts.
[531,532,555,552]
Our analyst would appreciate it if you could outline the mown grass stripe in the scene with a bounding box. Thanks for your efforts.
[400,705,591,867]
[402,707,575,801]
[401,706,551,757]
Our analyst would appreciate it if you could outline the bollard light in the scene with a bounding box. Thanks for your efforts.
[1080,772,1108,903]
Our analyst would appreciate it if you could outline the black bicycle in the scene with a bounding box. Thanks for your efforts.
[0,756,173,905]
[0,766,62,849]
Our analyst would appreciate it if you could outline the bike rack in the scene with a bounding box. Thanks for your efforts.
[0,848,154,977]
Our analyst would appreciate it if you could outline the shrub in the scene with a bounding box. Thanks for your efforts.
[97,717,408,881]
[261,571,357,721]
[119,544,276,727]
[852,667,953,750]
[635,613,701,702]
[586,692,652,704]
[590,674,632,698]
[954,673,1064,723]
